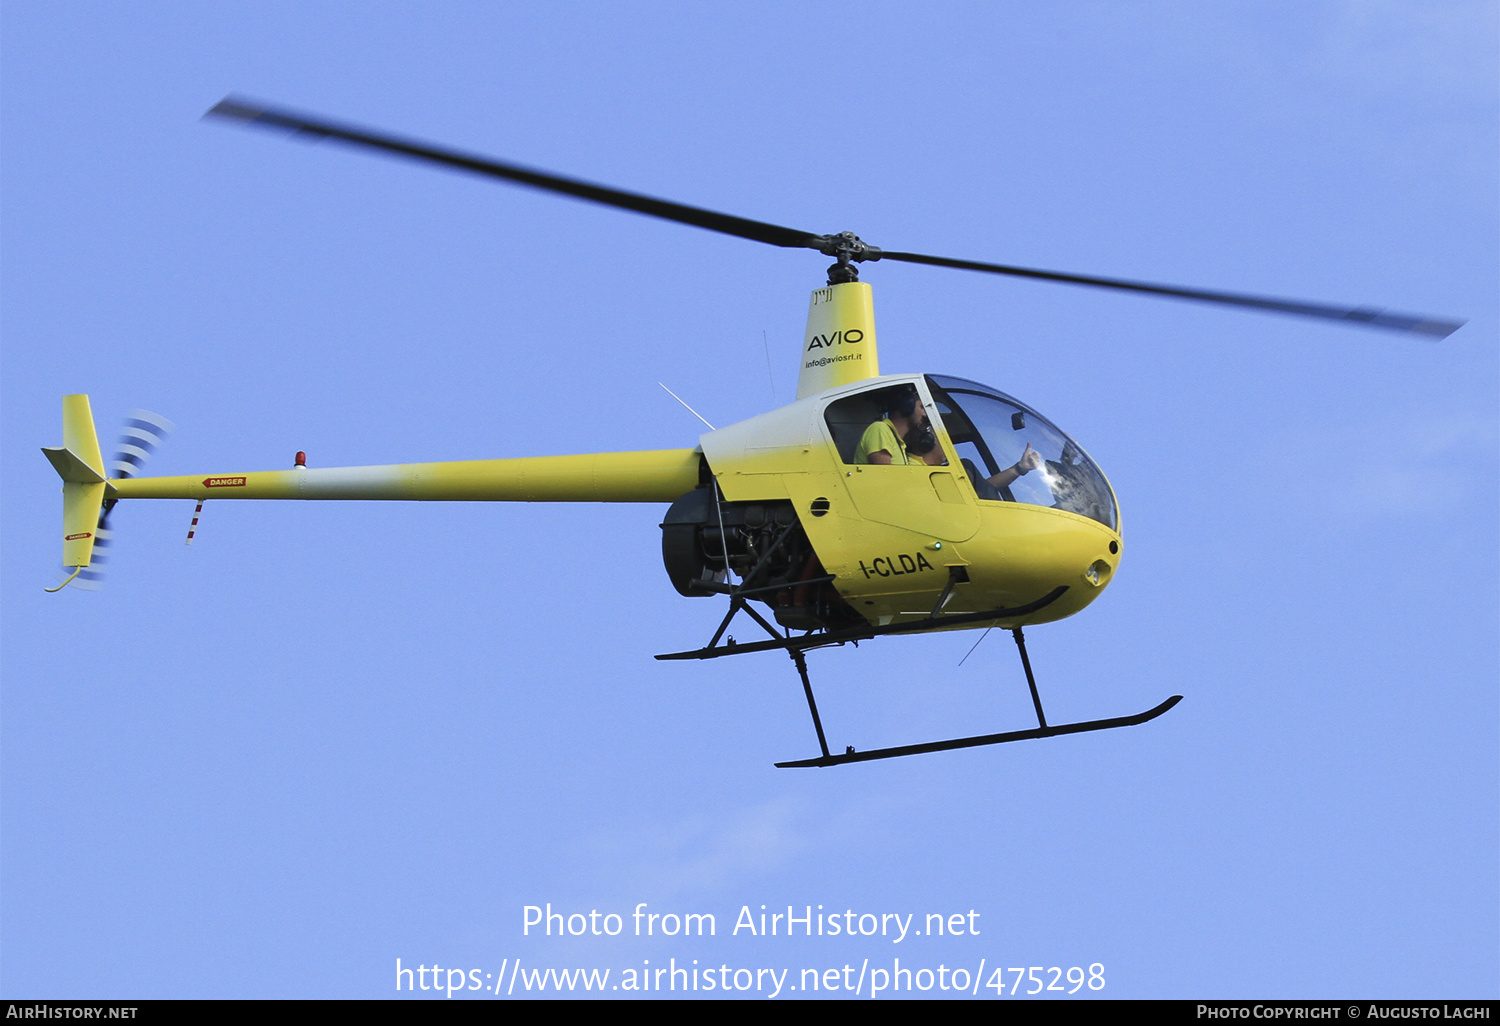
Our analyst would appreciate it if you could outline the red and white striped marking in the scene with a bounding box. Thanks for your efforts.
[185,500,204,545]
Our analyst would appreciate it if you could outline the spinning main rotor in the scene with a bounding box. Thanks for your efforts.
[206,97,1462,339]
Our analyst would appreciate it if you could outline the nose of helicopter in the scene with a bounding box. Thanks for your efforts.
[960,502,1122,626]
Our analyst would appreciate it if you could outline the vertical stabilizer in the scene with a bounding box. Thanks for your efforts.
[43,395,108,568]
[795,281,879,399]
[62,394,106,477]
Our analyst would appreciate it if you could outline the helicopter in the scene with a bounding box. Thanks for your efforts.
[42,98,1463,768]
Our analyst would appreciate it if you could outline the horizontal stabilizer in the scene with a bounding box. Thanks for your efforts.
[41,446,106,484]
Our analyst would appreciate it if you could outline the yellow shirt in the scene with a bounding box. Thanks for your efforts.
[854,418,913,465]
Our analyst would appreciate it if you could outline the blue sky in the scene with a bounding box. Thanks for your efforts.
[3,2,1496,999]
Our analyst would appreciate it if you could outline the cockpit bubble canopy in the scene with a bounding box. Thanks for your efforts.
[926,375,1117,531]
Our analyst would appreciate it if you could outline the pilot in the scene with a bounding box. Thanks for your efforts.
[986,442,1042,490]
[854,386,946,466]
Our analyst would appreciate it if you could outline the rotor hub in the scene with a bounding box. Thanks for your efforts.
[813,231,883,285]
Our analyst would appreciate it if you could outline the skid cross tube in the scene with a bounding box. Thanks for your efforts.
[655,586,1070,662]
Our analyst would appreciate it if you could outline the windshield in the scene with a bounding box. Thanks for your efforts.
[927,375,1117,530]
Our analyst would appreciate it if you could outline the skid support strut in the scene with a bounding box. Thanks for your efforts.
[1013,627,1047,730]
[790,649,832,761]
[775,627,1180,768]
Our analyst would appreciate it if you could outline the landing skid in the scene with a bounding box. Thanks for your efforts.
[773,623,1180,768]
[775,695,1182,767]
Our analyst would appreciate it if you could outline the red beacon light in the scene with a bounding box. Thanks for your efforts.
[294,451,306,469]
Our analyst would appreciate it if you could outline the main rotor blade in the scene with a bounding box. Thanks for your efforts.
[879,250,1463,339]
[205,97,824,251]
[207,97,1463,340]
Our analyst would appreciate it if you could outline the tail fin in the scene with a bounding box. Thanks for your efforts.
[41,395,108,570]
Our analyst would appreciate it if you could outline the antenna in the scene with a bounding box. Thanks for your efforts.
[657,383,715,430]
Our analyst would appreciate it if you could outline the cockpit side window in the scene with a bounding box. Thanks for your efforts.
[824,390,887,464]
[823,383,948,467]
[927,375,1117,530]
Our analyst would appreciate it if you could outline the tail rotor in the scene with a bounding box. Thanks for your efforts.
[108,411,173,481]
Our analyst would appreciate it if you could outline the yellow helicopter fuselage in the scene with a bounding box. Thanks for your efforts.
[68,282,1119,635]
[696,377,1119,630]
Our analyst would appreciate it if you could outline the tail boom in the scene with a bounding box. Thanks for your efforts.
[107,449,702,503]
